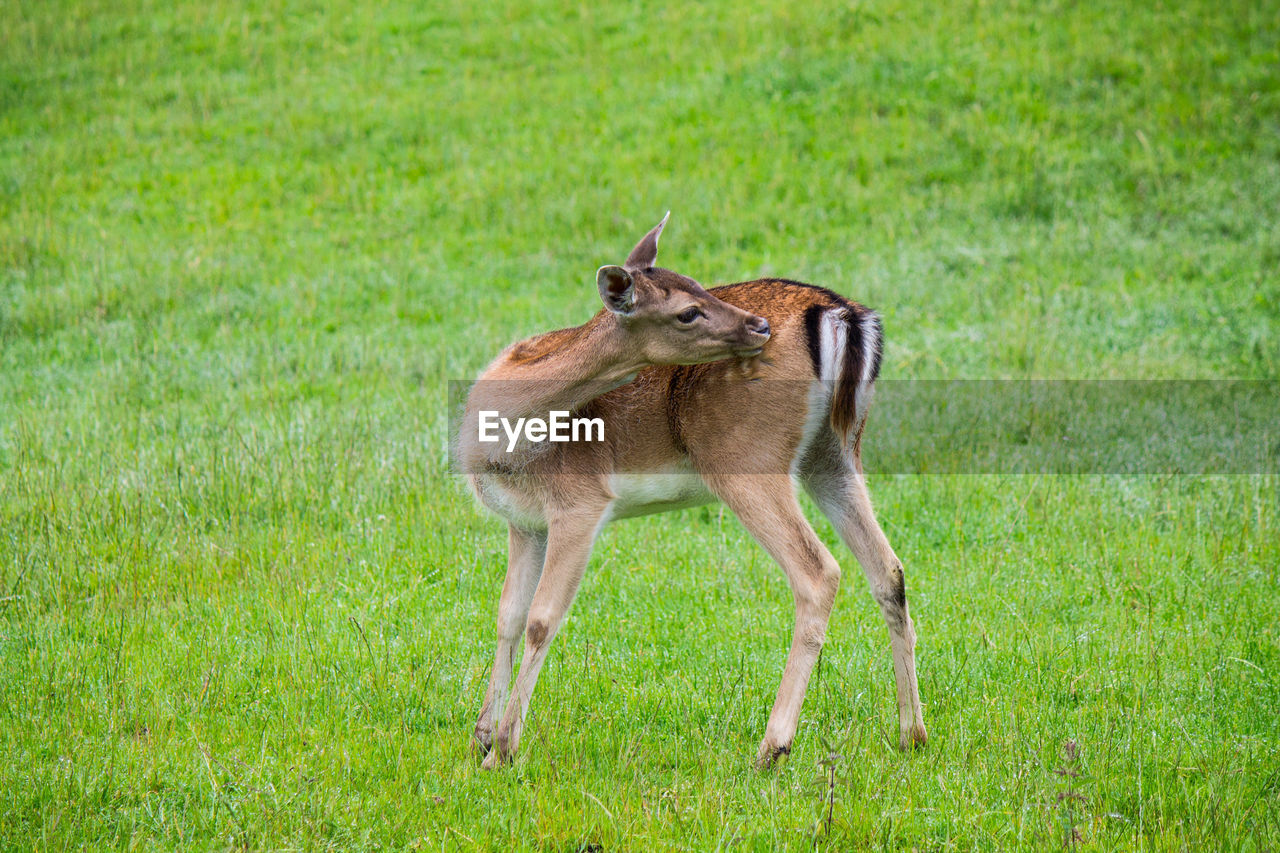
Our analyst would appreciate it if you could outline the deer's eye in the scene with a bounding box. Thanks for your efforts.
[676,307,703,324]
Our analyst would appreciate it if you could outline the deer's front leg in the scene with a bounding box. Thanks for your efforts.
[482,506,606,769]
[474,525,546,753]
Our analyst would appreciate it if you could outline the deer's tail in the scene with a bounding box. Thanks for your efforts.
[827,306,882,458]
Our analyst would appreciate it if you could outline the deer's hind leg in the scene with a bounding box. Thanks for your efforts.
[801,432,927,750]
[474,524,547,753]
[708,474,843,768]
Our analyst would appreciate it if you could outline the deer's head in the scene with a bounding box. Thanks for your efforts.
[595,213,771,365]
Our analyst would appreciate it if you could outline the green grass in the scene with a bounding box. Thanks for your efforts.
[2,0,1279,848]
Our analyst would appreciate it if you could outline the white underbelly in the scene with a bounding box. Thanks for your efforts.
[471,469,717,529]
[608,470,715,519]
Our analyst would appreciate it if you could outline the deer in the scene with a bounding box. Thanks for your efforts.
[458,214,927,770]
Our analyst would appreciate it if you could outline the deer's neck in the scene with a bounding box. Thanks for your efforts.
[471,313,641,421]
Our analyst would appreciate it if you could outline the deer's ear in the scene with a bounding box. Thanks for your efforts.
[624,211,670,270]
[596,265,635,315]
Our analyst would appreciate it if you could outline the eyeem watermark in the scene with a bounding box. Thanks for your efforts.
[451,380,1280,473]
[477,410,605,452]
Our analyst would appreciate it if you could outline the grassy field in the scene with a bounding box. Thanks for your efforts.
[2,0,1279,849]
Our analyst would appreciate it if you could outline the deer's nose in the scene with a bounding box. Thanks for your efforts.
[748,316,771,337]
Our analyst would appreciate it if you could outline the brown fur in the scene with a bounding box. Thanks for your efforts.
[462,218,926,769]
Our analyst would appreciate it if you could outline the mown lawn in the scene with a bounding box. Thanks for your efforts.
[2,0,1278,849]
